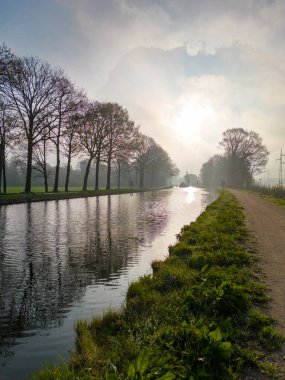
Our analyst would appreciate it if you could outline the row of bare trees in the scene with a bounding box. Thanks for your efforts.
[0,44,178,193]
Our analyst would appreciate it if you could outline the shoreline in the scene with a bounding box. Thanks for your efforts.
[29,190,284,379]
[0,187,171,206]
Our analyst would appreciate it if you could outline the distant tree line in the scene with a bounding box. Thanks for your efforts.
[200,128,269,188]
[0,44,179,194]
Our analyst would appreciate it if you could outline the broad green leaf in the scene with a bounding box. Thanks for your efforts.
[201,264,209,274]
[136,348,149,375]
[209,327,222,342]
[127,363,136,379]
[157,371,175,380]
[219,341,232,359]
[105,372,117,380]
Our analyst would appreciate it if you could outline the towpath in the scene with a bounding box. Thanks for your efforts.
[230,190,285,333]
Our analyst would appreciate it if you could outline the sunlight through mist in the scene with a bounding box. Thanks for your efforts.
[172,95,217,139]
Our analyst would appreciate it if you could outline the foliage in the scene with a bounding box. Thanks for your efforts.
[200,128,269,189]
[133,134,179,189]
[220,128,269,187]
[30,191,284,379]
[200,154,227,189]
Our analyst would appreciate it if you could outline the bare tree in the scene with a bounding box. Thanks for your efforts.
[0,43,15,77]
[1,45,179,193]
[0,102,8,193]
[78,101,109,191]
[33,129,52,192]
[153,145,179,187]
[0,45,17,193]
[0,56,60,193]
[220,128,269,187]
[90,103,111,190]
[51,74,83,192]
[103,103,138,190]
[136,140,178,188]
[200,154,227,188]
[113,121,140,189]
[0,100,18,193]
[133,134,155,188]
[61,113,82,192]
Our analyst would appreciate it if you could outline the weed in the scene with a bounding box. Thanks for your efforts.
[259,326,284,351]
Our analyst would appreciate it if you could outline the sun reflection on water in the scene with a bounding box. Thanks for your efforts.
[183,186,198,204]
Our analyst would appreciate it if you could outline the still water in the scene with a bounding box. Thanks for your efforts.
[0,187,216,380]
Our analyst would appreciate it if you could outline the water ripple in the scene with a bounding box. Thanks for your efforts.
[0,188,216,379]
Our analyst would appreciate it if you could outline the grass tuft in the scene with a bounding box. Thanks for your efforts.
[29,190,284,379]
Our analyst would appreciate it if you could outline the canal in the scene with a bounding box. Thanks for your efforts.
[0,187,216,379]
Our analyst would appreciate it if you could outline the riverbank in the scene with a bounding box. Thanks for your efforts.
[0,187,167,206]
[29,191,283,379]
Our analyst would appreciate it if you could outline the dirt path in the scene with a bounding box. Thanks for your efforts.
[230,190,285,333]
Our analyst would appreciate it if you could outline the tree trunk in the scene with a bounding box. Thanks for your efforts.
[117,162,121,189]
[139,166,144,188]
[53,134,61,192]
[43,137,48,192]
[44,166,48,193]
[151,168,155,188]
[106,157,112,190]
[3,148,6,194]
[95,153,101,190]
[25,138,33,193]
[128,167,134,189]
[0,142,3,193]
[135,168,138,188]
[65,150,71,192]
[53,102,62,192]
[82,157,92,191]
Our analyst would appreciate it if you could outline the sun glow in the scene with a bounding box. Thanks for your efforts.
[172,96,217,139]
[183,186,198,203]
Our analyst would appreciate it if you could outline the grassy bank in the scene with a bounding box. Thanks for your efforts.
[0,187,162,205]
[250,185,285,200]
[258,194,285,209]
[29,191,283,379]
[248,185,285,208]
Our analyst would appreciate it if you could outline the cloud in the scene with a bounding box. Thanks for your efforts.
[99,43,285,174]
[54,0,285,87]
[1,0,285,176]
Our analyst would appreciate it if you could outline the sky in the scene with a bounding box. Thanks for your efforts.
[1,0,285,178]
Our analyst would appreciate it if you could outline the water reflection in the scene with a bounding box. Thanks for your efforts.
[0,188,216,379]
[0,191,171,358]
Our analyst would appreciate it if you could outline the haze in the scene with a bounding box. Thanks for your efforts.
[1,0,284,176]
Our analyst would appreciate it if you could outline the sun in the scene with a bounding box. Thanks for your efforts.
[172,95,216,139]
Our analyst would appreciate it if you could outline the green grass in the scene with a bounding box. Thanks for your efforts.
[28,191,284,379]
[4,186,85,194]
[0,187,158,205]
[249,185,285,208]
[259,194,285,208]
